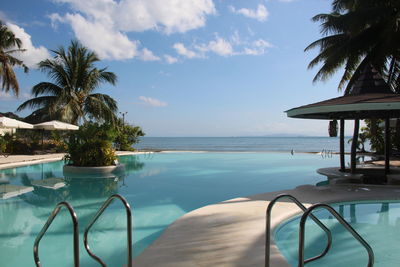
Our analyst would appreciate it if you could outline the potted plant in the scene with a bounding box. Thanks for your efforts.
[63,122,125,178]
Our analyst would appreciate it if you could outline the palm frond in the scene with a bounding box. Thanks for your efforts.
[17,96,58,111]
[23,40,118,124]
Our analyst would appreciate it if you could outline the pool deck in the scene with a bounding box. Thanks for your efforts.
[132,183,400,267]
[0,151,141,170]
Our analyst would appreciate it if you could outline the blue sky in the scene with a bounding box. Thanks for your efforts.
[0,0,356,137]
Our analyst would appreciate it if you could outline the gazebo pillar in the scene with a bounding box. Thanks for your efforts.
[339,119,345,172]
[385,117,391,175]
[350,119,360,174]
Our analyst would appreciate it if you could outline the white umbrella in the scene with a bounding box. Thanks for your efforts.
[34,120,79,131]
[0,116,34,129]
[33,120,79,150]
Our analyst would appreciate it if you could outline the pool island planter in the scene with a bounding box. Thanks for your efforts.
[63,164,125,178]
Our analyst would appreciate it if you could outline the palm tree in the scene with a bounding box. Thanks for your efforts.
[306,0,400,153]
[305,0,400,92]
[0,21,28,96]
[18,40,118,124]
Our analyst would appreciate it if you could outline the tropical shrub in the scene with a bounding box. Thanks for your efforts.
[50,131,68,152]
[65,122,117,167]
[0,133,20,153]
[114,122,145,151]
[0,135,7,153]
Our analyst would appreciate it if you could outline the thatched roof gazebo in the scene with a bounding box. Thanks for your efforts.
[286,64,399,178]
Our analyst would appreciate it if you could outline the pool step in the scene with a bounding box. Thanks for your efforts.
[33,194,133,267]
[265,194,374,267]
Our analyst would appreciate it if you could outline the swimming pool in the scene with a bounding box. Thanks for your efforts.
[275,201,400,267]
[0,152,339,266]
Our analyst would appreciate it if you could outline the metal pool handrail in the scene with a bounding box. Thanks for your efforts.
[84,194,133,267]
[33,201,79,267]
[298,203,374,267]
[265,194,332,267]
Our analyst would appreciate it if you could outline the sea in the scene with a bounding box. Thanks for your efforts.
[135,136,361,153]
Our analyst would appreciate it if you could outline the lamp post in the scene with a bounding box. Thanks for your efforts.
[119,111,128,127]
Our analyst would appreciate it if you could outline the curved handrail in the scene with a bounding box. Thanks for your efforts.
[265,194,332,267]
[84,194,133,267]
[33,201,79,267]
[298,203,374,267]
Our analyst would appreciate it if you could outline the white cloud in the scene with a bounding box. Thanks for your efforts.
[6,23,51,68]
[174,35,272,60]
[116,0,216,34]
[140,48,160,61]
[52,13,138,60]
[53,0,215,33]
[242,39,273,55]
[176,36,234,58]
[50,0,215,60]
[229,4,269,22]
[253,39,272,48]
[164,54,178,64]
[230,30,242,45]
[49,13,64,29]
[138,96,168,107]
[173,43,201,59]
[201,37,234,56]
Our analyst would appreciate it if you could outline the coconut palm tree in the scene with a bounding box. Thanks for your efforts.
[0,21,28,96]
[18,40,118,124]
[306,0,400,92]
[306,0,400,153]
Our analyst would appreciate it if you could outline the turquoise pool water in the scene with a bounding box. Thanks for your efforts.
[0,152,339,266]
[275,201,400,267]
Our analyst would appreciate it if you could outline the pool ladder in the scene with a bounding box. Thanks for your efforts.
[33,194,133,267]
[265,194,374,267]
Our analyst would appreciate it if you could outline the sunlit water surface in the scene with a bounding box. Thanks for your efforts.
[276,201,400,267]
[0,152,343,266]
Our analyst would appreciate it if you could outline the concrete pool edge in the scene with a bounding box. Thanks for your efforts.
[132,184,400,267]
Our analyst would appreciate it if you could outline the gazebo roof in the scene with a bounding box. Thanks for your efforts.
[286,65,400,120]
[347,64,394,95]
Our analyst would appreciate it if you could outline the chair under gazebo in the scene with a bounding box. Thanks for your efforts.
[286,64,400,183]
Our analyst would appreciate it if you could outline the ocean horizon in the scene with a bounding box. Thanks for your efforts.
[135,136,361,153]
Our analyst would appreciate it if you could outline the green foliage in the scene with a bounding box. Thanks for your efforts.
[361,120,385,154]
[0,135,7,152]
[50,131,68,152]
[348,131,369,153]
[0,20,29,96]
[306,0,400,91]
[114,120,145,151]
[17,40,118,124]
[65,122,117,167]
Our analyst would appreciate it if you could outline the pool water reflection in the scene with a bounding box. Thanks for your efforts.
[275,201,400,267]
[1,152,340,266]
